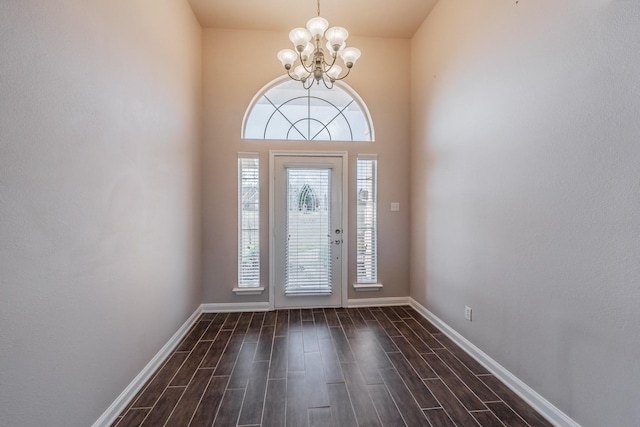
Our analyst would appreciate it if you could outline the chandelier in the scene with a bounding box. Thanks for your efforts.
[277,0,361,89]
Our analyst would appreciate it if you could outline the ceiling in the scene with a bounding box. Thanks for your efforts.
[188,0,439,39]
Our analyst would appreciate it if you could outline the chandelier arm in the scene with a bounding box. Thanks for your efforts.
[321,77,334,89]
[286,68,303,82]
[322,52,338,69]
[303,78,314,90]
[334,65,353,81]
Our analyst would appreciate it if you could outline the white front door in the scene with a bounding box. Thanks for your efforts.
[272,154,345,308]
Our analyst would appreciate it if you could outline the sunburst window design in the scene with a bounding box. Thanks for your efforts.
[242,78,374,141]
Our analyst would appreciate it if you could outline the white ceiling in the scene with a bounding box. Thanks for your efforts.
[188,0,439,39]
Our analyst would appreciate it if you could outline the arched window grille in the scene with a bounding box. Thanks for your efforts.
[242,77,374,142]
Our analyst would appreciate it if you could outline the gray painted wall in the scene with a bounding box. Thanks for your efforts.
[0,1,202,425]
[410,1,640,425]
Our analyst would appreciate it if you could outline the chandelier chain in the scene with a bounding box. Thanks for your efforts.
[317,0,320,17]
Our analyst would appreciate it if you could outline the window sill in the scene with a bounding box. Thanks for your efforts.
[352,283,383,292]
[233,286,265,296]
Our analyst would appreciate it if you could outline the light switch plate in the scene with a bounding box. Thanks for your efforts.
[391,202,400,212]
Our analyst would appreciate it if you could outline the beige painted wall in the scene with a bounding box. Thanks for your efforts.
[202,29,411,304]
[0,1,202,425]
[411,0,640,425]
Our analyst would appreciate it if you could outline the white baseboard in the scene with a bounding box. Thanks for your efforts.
[347,296,411,307]
[408,298,580,427]
[92,306,203,427]
[202,301,270,312]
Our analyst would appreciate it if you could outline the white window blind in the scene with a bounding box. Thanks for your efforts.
[238,154,260,287]
[357,156,377,283]
[285,168,332,295]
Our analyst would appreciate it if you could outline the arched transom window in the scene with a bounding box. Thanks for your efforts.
[242,77,374,141]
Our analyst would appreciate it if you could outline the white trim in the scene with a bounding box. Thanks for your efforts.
[269,151,349,309]
[347,296,411,307]
[352,283,383,292]
[408,298,581,427]
[232,286,265,296]
[91,306,203,427]
[202,302,270,313]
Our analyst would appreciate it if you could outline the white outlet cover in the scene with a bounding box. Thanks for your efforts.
[391,202,400,211]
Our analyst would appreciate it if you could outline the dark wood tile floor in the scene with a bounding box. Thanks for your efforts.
[112,306,553,427]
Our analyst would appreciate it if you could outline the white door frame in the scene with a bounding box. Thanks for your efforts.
[269,150,349,310]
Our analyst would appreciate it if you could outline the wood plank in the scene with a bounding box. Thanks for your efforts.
[346,331,389,385]
[423,408,457,427]
[391,305,412,319]
[269,335,287,379]
[356,307,375,321]
[327,382,358,426]
[301,308,314,322]
[370,309,402,337]
[387,352,439,409]
[422,352,486,411]
[403,317,443,350]
[113,409,149,427]
[213,334,244,376]
[323,308,340,327]
[305,352,330,408]
[189,375,229,426]
[368,383,406,427]
[263,310,277,326]
[407,308,441,334]
[390,336,437,379]
[347,308,368,329]
[212,388,245,427]
[289,309,302,332]
[235,311,253,334]
[140,386,185,427]
[393,320,432,353]
[379,368,430,426]
[302,320,319,353]
[228,342,258,388]
[274,310,289,337]
[329,326,355,363]
[286,371,309,427]
[209,312,228,328]
[479,375,553,427]
[485,402,529,427]
[471,410,507,427]
[312,309,331,340]
[288,331,305,371]
[170,341,213,386]
[380,306,401,321]
[424,378,482,426]
[317,337,344,384]
[200,329,232,369]
[262,379,287,427]
[434,348,499,402]
[255,324,275,361]
[244,312,265,343]
[432,333,490,374]
[165,369,213,426]
[341,362,382,427]
[221,312,241,330]
[337,311,358,340]
[176,320,212,352]
[366,320,400,353]
[308,408,335,427]
[201,318,224,341]
[131,352,189,408]
[238,361,270,425]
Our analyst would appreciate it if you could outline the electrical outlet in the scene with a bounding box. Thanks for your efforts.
[465,306,472,321]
